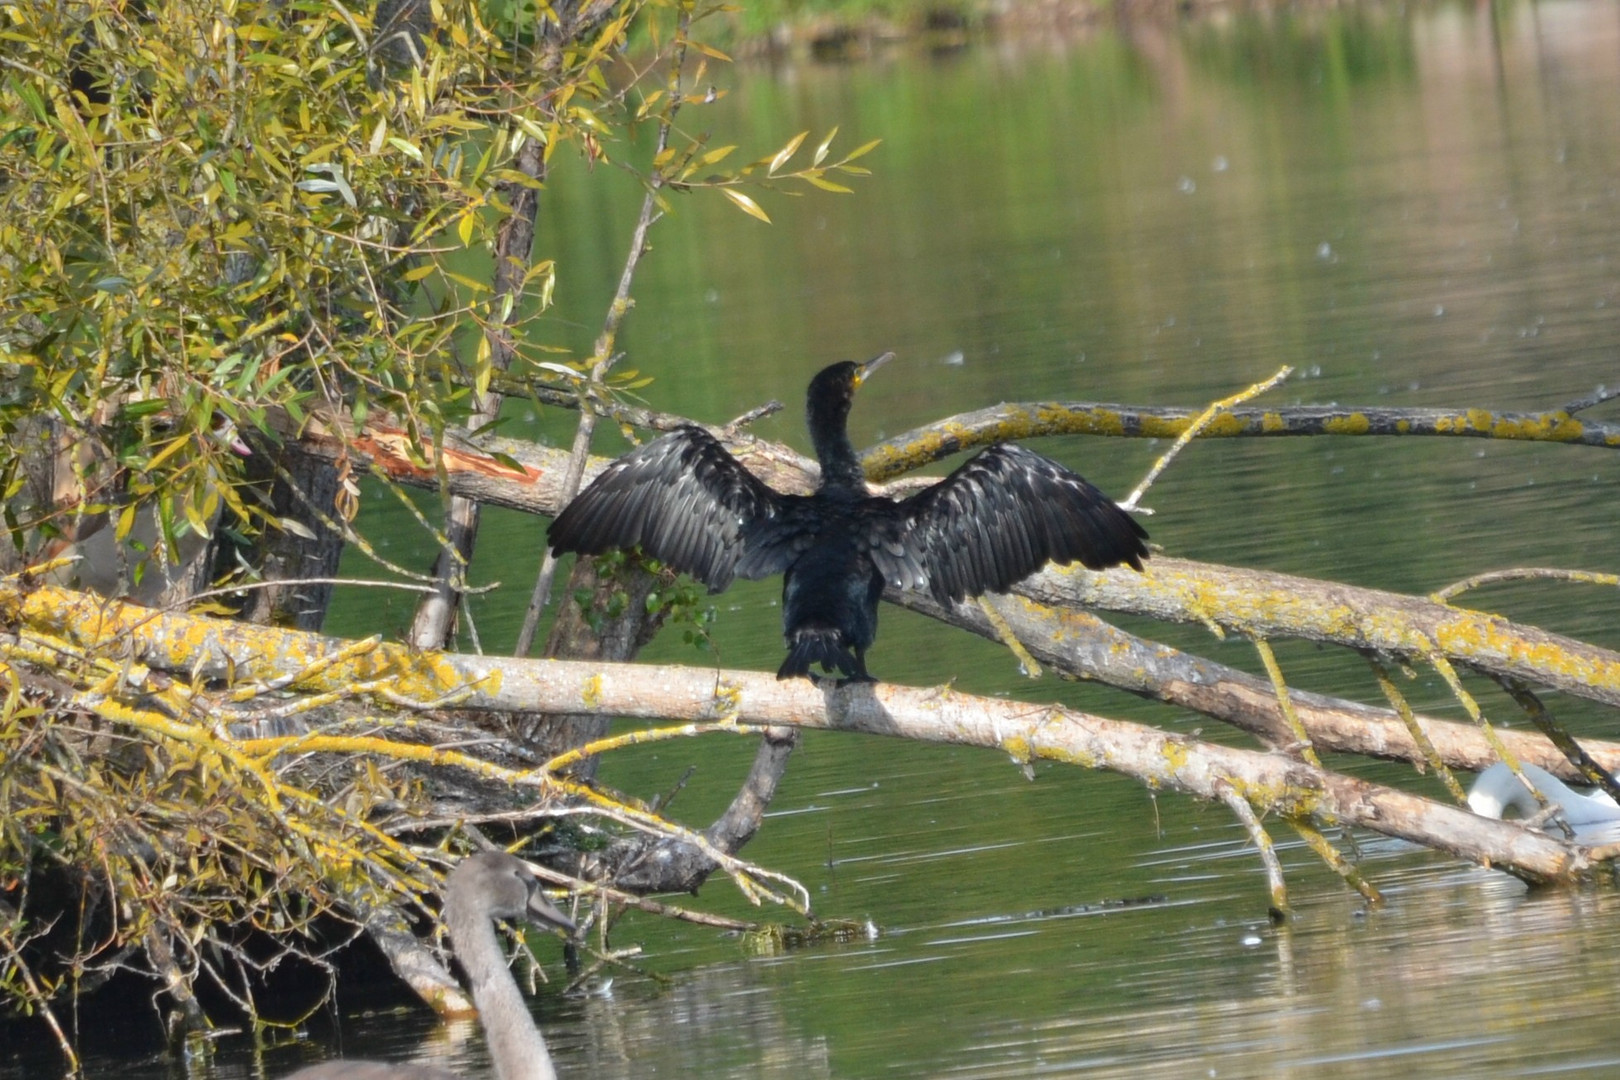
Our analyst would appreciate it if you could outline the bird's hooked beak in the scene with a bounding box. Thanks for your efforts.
[527,883,577,936]
[853,351,895,388]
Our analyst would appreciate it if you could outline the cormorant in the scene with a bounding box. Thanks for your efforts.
[548,354,1149,681]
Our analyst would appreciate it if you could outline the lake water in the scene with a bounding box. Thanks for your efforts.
[12,1,1620,1076]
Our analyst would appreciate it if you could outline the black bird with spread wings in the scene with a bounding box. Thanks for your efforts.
[548,354,1149,682]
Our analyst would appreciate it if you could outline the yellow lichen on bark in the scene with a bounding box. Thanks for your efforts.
[1324,413,1371,435]
[9,581,474,701]
[1039,557,1620,708]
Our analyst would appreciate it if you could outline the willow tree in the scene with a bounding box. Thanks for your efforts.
[0,0,873,1061]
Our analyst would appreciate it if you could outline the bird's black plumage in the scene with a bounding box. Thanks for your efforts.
[548,355,1149,681]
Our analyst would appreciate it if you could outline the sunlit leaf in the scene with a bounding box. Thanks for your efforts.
[536,361,584,378]
[804,174,854,194]
[279,516,317,540]
[182,499,212,540]
[721,188,772,223]
[489,450,527,473]
[769,131,808,175]
[841,138,882,163]
[812,126,839,167]
[387,136,424,161]
[441,269,491,294]
[145,435,191,473]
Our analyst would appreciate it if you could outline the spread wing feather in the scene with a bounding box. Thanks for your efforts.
[868,443,1148,606]
[734,496,822,581]
[548,427,786,593]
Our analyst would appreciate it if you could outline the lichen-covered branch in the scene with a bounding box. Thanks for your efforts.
[862,398,1620,480]
[1015,557,1620,709]
[892,589,1620,781]
[3,582,1603,885]
[0,581,808,1034]
[282,402,1620,725]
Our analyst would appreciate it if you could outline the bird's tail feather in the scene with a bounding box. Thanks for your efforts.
[777,627,856,680]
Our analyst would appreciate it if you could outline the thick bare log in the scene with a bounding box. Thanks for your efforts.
[238,437,346,631]
[896,590,1620,781]
[4,583,1601,885]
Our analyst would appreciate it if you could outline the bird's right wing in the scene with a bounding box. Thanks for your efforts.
[548,427,784,593]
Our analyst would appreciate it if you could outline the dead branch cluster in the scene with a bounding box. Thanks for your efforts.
[4,370,1620,1058]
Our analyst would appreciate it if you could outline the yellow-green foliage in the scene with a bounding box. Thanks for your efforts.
[0,0,865,1041]
[0,579,809,1034]
[0,646,445,1031]
[0,0,632,567]
[0,0,875,580]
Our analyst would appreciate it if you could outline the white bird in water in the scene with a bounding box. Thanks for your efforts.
[1466,762,1620,827]
[282,852,575,1080]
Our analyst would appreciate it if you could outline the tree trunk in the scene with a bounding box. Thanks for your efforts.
[237,441,346,631]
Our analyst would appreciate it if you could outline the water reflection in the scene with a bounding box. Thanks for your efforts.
[819,857,1620,1079]
[556,967,837,1080]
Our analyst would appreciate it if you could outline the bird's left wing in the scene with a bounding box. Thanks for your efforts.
[548,427,783,593]
[869,443,1149,606]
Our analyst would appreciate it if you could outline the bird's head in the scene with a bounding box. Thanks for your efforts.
[807,352,893,429]
[447,852,577,935]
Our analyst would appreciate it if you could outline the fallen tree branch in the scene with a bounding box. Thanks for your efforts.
[277,399,1620,702]
[4,582,1603,886]
[1016,557,1620,709]
[892,589,1620,780]
[273,405,1620,730]
[863,398,1620,480]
